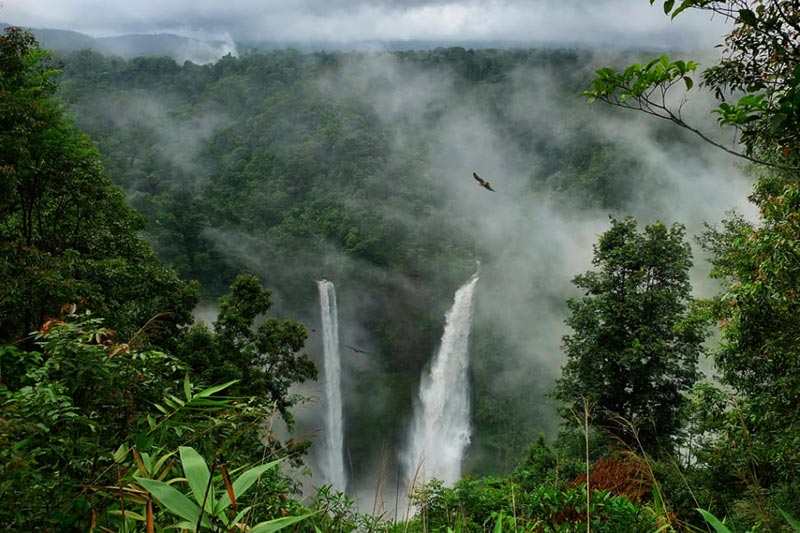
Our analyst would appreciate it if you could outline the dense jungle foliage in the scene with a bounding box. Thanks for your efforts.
[2,0,800,530]
[50,37,706,482]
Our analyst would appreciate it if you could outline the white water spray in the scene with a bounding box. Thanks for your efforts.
[404,273,479,488]
[317,279,346,492]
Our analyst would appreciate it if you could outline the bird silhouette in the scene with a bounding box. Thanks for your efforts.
[473,172,496,192]
[345,344,370,355]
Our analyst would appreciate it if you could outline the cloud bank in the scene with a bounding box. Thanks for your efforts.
[4,0,729,48]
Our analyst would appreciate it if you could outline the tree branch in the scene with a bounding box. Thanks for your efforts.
[601,96,799,171]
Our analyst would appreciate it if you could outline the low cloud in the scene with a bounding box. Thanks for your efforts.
[52,38,753,492]
[5,0,729,48]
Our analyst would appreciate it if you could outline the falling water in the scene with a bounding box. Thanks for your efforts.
[404,273,479,489]
[317,279,346,492]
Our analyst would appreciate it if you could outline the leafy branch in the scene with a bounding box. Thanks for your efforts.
[583,54,798,170]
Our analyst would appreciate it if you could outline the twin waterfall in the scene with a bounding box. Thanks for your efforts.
[403,273,480,487]
[317,280,347,492]
[316,274,479,495]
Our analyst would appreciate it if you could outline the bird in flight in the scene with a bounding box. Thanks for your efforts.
[345,344,370,355]
[473,172,496,192]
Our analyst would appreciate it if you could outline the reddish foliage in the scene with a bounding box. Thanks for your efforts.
[38,318,64,334]
[571,456,652,503]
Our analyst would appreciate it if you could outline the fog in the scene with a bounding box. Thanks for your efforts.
[57,43,756,513]
[265,51,752,505]
[5,0,729,49]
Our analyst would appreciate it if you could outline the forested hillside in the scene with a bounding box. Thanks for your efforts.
[53,45,743,481]
[3,0,800,529]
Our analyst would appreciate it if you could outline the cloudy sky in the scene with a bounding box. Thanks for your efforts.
[3,0,729,48]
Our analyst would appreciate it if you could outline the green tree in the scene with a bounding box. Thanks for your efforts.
[0,27,197,347]
[583,0,800,521]
[694,178,800,509]
[553,217,706,453]
[179,273,317,427]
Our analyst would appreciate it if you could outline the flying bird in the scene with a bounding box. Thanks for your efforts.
[473,172,496,192]
[345,344,370,355]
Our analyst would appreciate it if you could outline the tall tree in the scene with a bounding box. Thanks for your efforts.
[697,177,800,491]
[581,1,800,520]
[178,273,317,422]
[553,217,705,453]
[0,27,197,347]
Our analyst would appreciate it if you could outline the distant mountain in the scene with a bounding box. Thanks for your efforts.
[95,33,237,64]
[3,21,649,64]
[0,22,236,64]
[235,38,576,54]
[24,26,98,52]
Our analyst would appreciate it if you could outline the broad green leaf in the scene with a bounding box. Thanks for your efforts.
[216,459,282,512]
[183,373,191,401]
[178,447,212,511]
[779,508,800,531]
[652,483,664,513]
[248,512,317,533]
[153,451,177,480]
[493,514,504,533]
[663,0,675,14]
[697,509,733,533]
[684,76,693,91]
[166,393,185,407]
[596,67,615,78]
[136,477,211,529]
[671,1,692,19]
[113,443,129,463]
[193,379,239,399]
[141,452,153,475]
[108,510,147,521]
[230,505,254,527]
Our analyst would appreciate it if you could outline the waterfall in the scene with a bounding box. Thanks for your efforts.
[317,279,347,492]
[404,273,479,489]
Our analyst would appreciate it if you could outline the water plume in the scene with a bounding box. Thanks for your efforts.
[317,279,346,492]
[404,273,479,488]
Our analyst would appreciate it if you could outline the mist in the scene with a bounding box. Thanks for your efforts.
[340,51,748,493]
[55,44,756,512]
[274,50,747,501]
[5,0,729,49]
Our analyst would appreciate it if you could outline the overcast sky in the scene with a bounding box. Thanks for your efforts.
[3,0,729,48]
